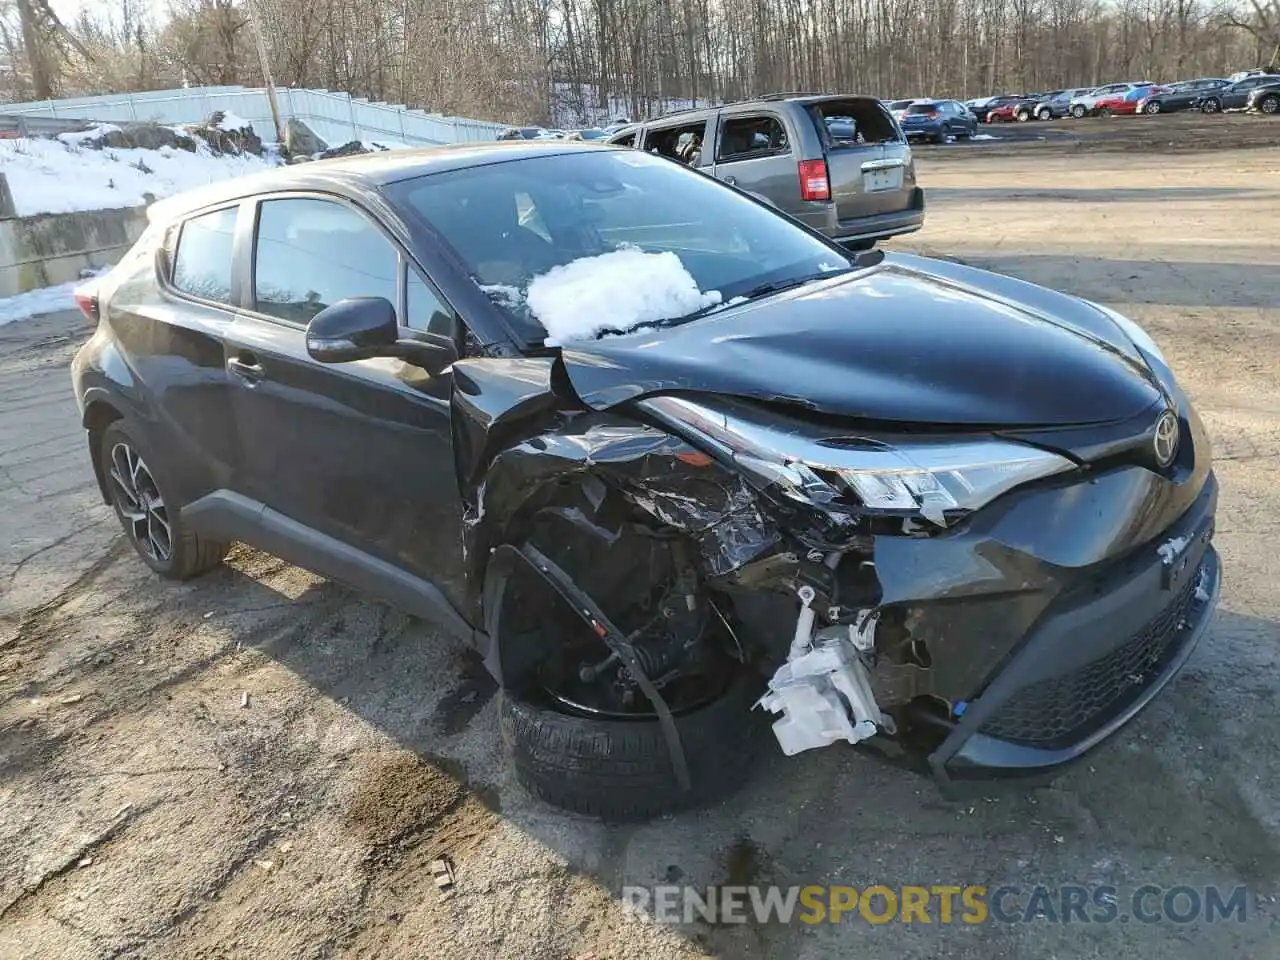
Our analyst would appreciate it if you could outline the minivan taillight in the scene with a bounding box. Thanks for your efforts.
[74,288,99,325]
[798,159,830,201]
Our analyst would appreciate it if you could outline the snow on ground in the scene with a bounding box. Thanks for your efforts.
[0,132,278,216]
[0,275,97,326]
[526,248,721,345]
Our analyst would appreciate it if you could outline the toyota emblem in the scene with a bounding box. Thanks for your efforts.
[1153,410,1179,467]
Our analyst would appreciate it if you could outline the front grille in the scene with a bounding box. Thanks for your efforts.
[979,566,1203,747]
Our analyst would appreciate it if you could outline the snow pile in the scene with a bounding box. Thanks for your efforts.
[0,132,277,216]
[526,248,721,345]
[0,273,99,326]
[214,111,251,132]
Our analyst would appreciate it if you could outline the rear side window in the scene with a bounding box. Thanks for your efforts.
[172,206,237,304]
[717,116,789,161]
[644,120,709,166]
[612,131,637,147]
[253,198,398,324]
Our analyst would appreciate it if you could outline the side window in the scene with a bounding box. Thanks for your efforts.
[613,131,637,148]
[717,115,790,162]
[172,206,237,304]
[405,270,456,338]
[643,121,708,166]
[254,198,398,324]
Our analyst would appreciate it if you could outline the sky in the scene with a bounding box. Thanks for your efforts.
[50,0,171,28]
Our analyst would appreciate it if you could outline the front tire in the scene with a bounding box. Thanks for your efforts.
[1036,107,1053,121]
[501,666,767,820]
[1144,100,1162,115]
[1015,108,1031,122]
[1070,104,1086,118]
[1201,99,1220,114]
[99,421,228,579]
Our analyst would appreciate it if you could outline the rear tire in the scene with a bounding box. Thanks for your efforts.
[1259,94,1279,115]
[1036,107,1053,121]
[1098,107,1113,118]
[1201,99,1220,114]
[1070,104,1086,118]
[501,667,767,820]
[1144,101,1162,115]
[1015,109,1030,122]
[99,421,229,579]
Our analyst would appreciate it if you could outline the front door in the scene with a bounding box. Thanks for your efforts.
[224,193,469,614]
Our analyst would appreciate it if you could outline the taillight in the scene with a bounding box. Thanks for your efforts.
[798,159,830,201]
[74,288,99,324]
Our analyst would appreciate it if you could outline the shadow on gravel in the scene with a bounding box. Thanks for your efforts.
[936,253,1280,310]
[927,186,1269,204]
[219,563,1280,959]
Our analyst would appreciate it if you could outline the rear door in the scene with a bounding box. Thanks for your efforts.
[809,98,915,222]
[710,110,801,216]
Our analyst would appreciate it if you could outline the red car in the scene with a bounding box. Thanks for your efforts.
[986,100,1027,122]
[1093,86,1172,117]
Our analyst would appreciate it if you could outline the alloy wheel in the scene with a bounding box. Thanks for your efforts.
[1037,108,1051,120]
[1202,100,1219,113]
[1145,101,1161,114]
[108,441,172,562]
[1016,110,1030,122]
[1261,96,1279,114]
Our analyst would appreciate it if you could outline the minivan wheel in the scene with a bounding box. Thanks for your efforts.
[1070,104,1087,118]
[501,664,766,821]
[99,421,228,579]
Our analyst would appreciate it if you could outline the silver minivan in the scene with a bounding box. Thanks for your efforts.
[606,95,925,248]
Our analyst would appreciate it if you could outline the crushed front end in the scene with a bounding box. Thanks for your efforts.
[631,388,1220,789]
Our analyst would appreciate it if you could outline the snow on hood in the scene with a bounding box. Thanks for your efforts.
[525,248,722,346]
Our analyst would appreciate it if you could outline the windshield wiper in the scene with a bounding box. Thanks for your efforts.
[738,267,856,304]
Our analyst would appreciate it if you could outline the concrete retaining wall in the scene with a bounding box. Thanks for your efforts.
[0,203,147,297]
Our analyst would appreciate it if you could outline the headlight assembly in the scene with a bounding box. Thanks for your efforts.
[636,395,1075,527]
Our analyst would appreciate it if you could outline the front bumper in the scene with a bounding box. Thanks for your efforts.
[925,473,1219,790]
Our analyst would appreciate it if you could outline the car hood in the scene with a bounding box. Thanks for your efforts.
[556,252,1165,427]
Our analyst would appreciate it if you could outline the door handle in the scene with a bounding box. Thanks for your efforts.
[227,353,264,383]
[722,175,737,186]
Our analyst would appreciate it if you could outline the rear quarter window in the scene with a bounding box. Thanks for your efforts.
[172,206,237,304]
[716,116,789,161]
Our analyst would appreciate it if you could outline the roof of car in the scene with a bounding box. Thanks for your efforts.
[147,141,612,220]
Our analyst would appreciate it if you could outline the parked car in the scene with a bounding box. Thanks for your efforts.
[885,98,919,122]
[897,99,978,141]
[1093,85,1171,117]
[986,95,1045,123]
[606,95,924,247]
[500,126,552,141]
[1196,74,1280,112]
[1135,78,1230,114]
[970,94,1026,122]
[1246,80,1280,114]
[1030,89,1095,120]
[566,127,608,141]
[1068,82,1155,117]
[72,140,1221,820]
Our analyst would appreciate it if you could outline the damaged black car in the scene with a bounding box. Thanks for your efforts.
[71,141,1221,820]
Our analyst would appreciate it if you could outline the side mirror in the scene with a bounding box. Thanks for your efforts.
[306,297,458,375]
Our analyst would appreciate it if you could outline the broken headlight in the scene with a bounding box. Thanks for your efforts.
[636,395,1075,526]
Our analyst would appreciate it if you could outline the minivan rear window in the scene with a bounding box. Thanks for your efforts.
[808,98,899,147]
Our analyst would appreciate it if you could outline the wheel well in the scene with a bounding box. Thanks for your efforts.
[84,401,122,504]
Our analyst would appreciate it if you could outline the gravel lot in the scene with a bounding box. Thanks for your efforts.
[2,132,1279,959]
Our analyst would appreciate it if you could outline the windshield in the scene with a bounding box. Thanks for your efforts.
[389,149,850,345]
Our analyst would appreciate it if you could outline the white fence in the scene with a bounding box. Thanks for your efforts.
[0,85,508,147]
